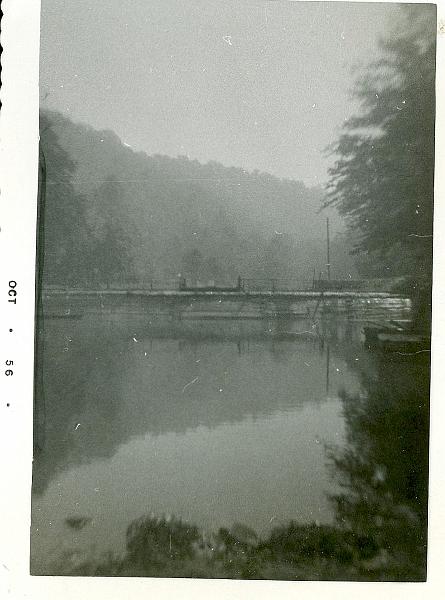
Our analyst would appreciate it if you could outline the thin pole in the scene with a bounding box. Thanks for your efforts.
[326,217,331,282]
[326,343,330,395]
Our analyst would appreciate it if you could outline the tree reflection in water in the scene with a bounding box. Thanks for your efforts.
[326,352,429,580]
[32,310,430,579]
[44,343,429,580]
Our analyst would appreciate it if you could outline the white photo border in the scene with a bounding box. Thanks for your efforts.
[0,1,444,598]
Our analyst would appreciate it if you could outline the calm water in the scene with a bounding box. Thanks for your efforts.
[31,300,429,575]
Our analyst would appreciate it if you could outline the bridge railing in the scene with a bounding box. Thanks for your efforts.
[313,279,367,292]
[135,279,182,291]
[131,278,316,293]
[241,278,314,292]
[43,277,382,294]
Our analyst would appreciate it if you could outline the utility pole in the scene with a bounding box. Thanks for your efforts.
[326,217,331,282]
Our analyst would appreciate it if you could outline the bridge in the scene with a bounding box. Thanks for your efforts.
[43,275,400,298]
[41,277,410,323]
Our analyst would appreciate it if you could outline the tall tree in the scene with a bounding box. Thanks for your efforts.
[181,248,203,286]
[89,177,136,288]
[39,113,92,286]
[325,5,436,303]
[262,233,297,282]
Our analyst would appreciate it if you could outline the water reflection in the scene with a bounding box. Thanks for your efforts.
[31,304,429,580]
[327,353,429,578]
[33,313,357,496]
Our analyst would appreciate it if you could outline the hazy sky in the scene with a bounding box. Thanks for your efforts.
[40,0,401,186]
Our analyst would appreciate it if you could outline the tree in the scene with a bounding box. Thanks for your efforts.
[327,354,430,580]
[39,112,92,286]
[325,5,436,302]
[181,247,203,286]
[89,177,135,288]
[262,233,297,282]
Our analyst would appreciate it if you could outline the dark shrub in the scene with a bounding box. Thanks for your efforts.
[126,515,200,566]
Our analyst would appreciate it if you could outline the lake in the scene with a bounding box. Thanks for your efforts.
[30,297,429,577]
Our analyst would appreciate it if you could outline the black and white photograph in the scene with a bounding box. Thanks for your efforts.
[4,0,440,586]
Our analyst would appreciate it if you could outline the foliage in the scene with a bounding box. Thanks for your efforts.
[89,177,137,287]
[39,115,137,287]
[326,5,436,287]
[326,355,430,580]
[39,114,91,286]
[39,109,355,289]
[126,515,200,565]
